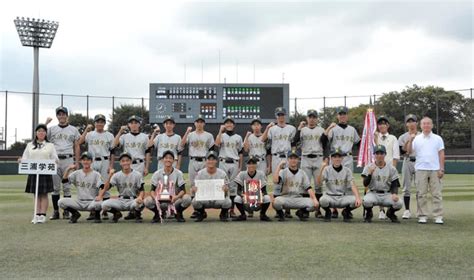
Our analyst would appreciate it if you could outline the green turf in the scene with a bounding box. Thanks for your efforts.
[0,174,473,279]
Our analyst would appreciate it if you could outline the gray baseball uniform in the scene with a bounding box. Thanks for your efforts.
[102,170,145,212]
[119,133,149,175]
[298,126,325,194]
[191,168,232,210]
[247,133,267,173]
[48,124,80,196]
[153,133,182,170]
[186,131,215,186]
[319,165,356,208]
[328,125,360,171]
[362,163,403,209]
[233,170,271,210]
[398,132,420,197]
[85,130,114,198]
[58,169,103,211]
[218,132,243,196]
[273,168,315,212]
[268,125,296,172]
[144,168,192,211]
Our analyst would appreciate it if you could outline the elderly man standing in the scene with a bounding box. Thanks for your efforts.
[407,117,445,224]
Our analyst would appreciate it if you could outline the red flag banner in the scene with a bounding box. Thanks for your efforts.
[357,108,377,167]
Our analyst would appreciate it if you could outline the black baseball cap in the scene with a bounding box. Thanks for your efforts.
[405,114,418,123]
[287,149,300,158]
[336,106,348,114]
[162,150,175,159]
[250,118,262,125]
[246,156,258,164]
[374,144,387,154]
[377,116,389,124]
[223,117,235,124]
[119,152,132,160]
[127,115,142,123]
[163,116,175,124]
[206,151,218,160]
[330,148,346,157]
[55,106,68,115]
[275,107,287,116]
[35,123,47,132]
[94,114,106,122]
[80,152,93,160]
[307,109,318,117]
[195,115,206,122]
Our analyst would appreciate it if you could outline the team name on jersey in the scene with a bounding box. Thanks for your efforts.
[51,133,76,142]
[302,134,321,141]
[90,139,109,146]
[334,135,355,142]
[159,142,178,150]
[190,140,207,148]
[274,134,291,141]
[124,142,146,149]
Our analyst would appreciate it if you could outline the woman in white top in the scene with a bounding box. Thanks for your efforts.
[21,124,58,223]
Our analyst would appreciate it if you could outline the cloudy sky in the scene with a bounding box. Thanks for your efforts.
[0,0,472,145]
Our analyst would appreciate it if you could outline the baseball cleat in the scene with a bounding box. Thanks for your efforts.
[402,210,411,219]
[49,210,60,220]
[418,216,427,224]
[435,217,444,225]
[378,209,386,220]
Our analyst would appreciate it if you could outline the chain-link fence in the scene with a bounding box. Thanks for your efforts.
[0,87,472,152]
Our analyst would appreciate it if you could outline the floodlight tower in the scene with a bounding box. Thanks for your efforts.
[13,17,59,137]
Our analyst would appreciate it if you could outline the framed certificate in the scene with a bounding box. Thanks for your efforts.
[195,179,225,201]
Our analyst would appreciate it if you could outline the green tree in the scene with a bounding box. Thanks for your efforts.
[109,104,150,135]
[9,141,28,152]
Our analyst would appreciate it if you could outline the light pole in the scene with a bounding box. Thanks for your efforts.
[13,17,59,138]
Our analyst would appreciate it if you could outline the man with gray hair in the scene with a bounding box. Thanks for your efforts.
[407,117,445,224]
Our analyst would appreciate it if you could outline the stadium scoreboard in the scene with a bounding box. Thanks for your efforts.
[149,83,289,124]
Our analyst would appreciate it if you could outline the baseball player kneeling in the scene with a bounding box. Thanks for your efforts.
[58,152,103,223]
[272,149,319,222]
[144,150,191,223]
[232,156,272,222]
[361,145,403,223]
[98,152,145,223]
[191,151,232,222]
[317,148,362,222]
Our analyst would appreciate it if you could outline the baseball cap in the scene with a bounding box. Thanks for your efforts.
[246,156,259,164]
[35,123,47,132]
[195,114,206,122]
[336,106,348,114]
[127,115,142,123]
[223,117,235,124]
[206,150,218,160]
[377,116,389,124]
[119,152,132,160]
[374,144,387,154]
[94,114,106,122]
[405,114,418,123]
[330,148,346,157]
[55,106,69,115]
[80,152,93,160]
[162,150,175,159]
[287,149,300,158]
[250,118,262,125]
[307,109,318,117]
[275,107,287,116]
[163,116,175,124]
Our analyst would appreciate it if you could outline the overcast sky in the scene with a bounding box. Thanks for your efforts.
[0,0,472,144]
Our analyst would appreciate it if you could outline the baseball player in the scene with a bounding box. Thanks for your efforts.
[58,152,104,223]
[191,151,232,222]
[361,145,403,223]
[292,109,328,218]
[147,116,182,170]
[243,118,270,174]
[397,114,420,219]
[45,106,81,220]
[77,114,114,220]
[113,115,151,220]
[143,150,192,223]
[374,115,400,220]
[317,148,362,222]
[324,106,360,218]
[232,156,272,222]
[215,117,243,218]
[180,115,215,218]
[98,152,145,223]
[272,149,319,222]
[261,107,296,218]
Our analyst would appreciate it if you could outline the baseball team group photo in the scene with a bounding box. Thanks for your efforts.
[1,1,473,279]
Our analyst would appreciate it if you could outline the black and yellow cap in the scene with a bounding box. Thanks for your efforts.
[127,115,142,123]
[206,150,218,159]
[330,148,346,157]
[119,152,132,160]
[307,109,318,117]
[336,106,348,114]
[55,106,69,115]
[374,144,387,154]
[80,152,93,160]
[195,114,206,122]
[94,114,106,122]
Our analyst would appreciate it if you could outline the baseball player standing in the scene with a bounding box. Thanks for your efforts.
[361,145,403,223]
[144,150,192,223]
[261,107,296,218]
[243,118,270,175]
[317,148,362,222]
[180,115,215,219]
[272,150,319,222]
[324,106,360,218]
[407,117,445,224]
[147,116,182,170]
[232,156,272,222]
[46,106,81,220]
[98,152,146,223]
[215,117,243,218]
[191,151,232,222]
[292,109,328,218]
[77,114,114,220]
[397,114,420,219]
[59,152,104,223]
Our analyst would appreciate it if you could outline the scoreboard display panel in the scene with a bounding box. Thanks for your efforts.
[149,83,289,124]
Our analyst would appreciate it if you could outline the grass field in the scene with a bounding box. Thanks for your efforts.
[1,174,473,279]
